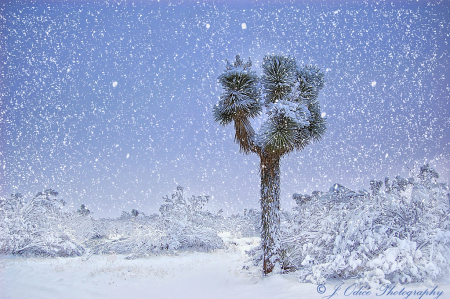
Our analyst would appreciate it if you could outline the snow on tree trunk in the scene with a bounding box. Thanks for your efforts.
[260,153,281,275]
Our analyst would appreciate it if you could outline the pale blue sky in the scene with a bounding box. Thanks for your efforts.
[1,0,449,217]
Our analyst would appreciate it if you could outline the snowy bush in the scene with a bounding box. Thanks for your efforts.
[62,210,97,245]
[157,186,224,252]
[223,209,261,239]
[279,165,450,288]
[85,186,261,258]
[77,204,91,216]
[0,190,84,257]
[87,186,226,258]
[4,167,447,290]
[0,185,258,259]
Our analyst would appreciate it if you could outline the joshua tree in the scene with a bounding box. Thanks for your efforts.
[213,55,327,274]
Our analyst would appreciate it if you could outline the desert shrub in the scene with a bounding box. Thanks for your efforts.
[0,190,84,257]
[279,165,450,288]
[222,209,261,238]
[87,186,225,258]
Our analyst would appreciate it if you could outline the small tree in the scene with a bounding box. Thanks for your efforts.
[77,204,91,216]
[213,55,327,274]
[131,209,140,217]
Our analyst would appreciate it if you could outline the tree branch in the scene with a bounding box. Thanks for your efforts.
[233,116,260,154]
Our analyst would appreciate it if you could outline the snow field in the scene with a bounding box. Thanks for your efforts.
[1,234,448,299]
[0,235,305,299]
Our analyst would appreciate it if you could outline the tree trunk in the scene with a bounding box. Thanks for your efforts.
[260,153,281,275]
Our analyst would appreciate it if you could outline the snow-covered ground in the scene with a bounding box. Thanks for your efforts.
[1,233,448,299]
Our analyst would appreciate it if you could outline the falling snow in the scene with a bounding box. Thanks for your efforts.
[0,1,449,295]
[0,1,449,219]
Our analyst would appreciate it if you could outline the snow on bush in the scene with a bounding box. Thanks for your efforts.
[280,164,450,288]
[5,167,446,289]
[0,186,259,259]
[83,186,259,258]
[0,190,84,257]
[224,209,261,239]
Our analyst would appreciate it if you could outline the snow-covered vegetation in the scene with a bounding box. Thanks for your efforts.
[1,165,449,288]
[0,186,259,259]
[213,54,328,274]
[276,164,450,287]
[0,189,84,257]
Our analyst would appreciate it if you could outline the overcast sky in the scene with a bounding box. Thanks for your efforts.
[1,0,449,217]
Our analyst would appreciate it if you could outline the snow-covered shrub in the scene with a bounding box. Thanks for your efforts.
[88,186,225,258]
[88,187,262,258]
[62,211,97,245]
[146,186,224,254]
[0,190,84,257]
[77,204,91,216]
[280,165,450,288]
[131,209,140,217]
[222,209,260,238]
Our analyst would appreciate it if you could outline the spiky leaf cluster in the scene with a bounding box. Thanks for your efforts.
[213,55,261,126]
[261,55,298,104]
[259,57,326,156]
[296,65,325,102]
[213,54,327,157]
